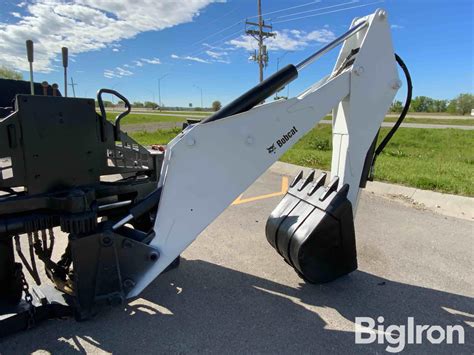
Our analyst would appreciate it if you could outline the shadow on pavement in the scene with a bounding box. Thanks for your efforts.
[1,258,472,354]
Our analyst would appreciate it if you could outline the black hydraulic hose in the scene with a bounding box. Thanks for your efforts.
[201,64,298,123]
[370,54,412,176]
[112,187,162,230]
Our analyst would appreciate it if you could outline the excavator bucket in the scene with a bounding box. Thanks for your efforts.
[266,171,358,283]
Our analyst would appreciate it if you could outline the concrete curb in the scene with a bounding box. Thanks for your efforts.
[270,161,474,221]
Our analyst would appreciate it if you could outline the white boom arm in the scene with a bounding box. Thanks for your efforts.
[130,9,399,297]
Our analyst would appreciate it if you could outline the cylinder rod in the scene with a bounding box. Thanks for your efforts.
[295,21,368,71]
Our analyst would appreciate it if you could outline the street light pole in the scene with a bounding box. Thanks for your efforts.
[276,50,292,71]
[275,51,292,100]
[144,89,155,105]
[158,73,168,110]
[110,83,121,110]
[193,84,203,108]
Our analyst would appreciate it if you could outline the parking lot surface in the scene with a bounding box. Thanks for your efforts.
[1,168,473,354]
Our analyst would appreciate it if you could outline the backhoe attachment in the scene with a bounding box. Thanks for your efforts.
[0,8,408,337]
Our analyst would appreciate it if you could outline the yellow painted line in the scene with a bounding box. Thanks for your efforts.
[232,176,289,205]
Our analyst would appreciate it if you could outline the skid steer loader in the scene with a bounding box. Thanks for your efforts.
[0,9,411,336]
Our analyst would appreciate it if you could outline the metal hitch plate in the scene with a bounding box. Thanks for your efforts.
[71,230,160,320]
[265,171,357,283]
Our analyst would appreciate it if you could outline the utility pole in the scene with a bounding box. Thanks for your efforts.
[246,0,275,82]
[69,77,78,98]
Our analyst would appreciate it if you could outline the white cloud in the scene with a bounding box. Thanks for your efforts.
[205,50,227,59]
[0,0,223,72]
[171,54,210,63]
[103,66,133,78]
[202,42,234,51]
[141,57,161,64]
[116,67,133,76]
[391,24,404,30]
[228,28,335,52]
[214,58,230,64]
[104,69,117,78]
[112,48,119,52]
[107,56,161,78]
[10,12,21,18]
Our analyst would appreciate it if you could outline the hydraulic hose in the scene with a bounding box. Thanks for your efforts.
[369,53,412,179]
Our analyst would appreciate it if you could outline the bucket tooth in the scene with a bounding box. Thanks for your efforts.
[307,172,327,196]
[319,176,339,201]
[290,170,304,188]
[297,170,315,191]
[265,174,357,284]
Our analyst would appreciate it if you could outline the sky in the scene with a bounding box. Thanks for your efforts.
[0,0,472,107]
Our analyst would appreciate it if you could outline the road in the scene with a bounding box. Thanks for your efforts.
[111,110,474,122]
[114,110,473,121]
[321,120,474,130]
[1,167,473,354]
[386,113,473,120]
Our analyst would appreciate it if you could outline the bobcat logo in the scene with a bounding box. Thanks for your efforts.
[267,144,276,154]
[266,126,298,155]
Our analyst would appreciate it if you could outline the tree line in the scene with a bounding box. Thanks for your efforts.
[390,93,473,115]
[0,65,23,80]
[130,100,222,111]
[1,65,471,115]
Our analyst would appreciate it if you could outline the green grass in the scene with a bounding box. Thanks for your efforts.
[280,126,474,196]
[320,116,474,126]
[130,128,182,146]
[106,112,186,124]
[384,116,474,126]
[107,111,473,127]
[131,126,474,196]
[157,110,211,116]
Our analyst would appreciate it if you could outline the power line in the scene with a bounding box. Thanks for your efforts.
[208,6,241,25]
[275,0,359,20]
[182,0,371,63]
[205,28,244,48]
[189,20,243,47]
[187,1,322,54]
[247,0,322,19]
[188,27,244,58]
[273,1,383,24]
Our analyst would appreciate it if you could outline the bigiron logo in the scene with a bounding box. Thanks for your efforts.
[267,126,298,154]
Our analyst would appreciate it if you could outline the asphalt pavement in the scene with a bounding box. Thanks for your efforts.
[1,167,473,354]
